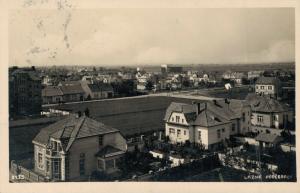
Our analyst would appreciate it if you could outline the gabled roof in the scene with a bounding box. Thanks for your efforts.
[255,133,283,143]
[164,99,249,127]
[255,76,279,85]
[42,86,63,97]
[33,115,119,151]
[60,85,85,95]
[164,101,232,127]
[245,93,289,113]
[194,108,229,127]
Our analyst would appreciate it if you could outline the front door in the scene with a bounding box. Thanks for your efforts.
[52,158,61,180]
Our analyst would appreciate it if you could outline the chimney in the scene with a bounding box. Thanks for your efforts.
[193,101,206,115]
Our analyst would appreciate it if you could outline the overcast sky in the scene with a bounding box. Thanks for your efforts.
[9,8,295,66]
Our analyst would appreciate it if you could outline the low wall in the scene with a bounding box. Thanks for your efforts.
[10,161,46,182]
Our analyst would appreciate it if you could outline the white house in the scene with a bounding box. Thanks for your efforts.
[164,99,251,150]
[255,76,280,98]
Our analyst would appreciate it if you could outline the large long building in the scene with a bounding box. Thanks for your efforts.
[9,67,42,118]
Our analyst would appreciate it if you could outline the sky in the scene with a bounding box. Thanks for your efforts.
[9,8,295,66]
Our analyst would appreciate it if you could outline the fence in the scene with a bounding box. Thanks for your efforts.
[10,160,46,182]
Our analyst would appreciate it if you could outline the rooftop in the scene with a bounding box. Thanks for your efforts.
[245,93,290,113]
[255,76,279,85]
[164,99,249,127]
[255,133,283,143]
[33,115,119,151]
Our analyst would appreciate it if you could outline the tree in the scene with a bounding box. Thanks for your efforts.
[182,79,190,88]
[145,80,154,91]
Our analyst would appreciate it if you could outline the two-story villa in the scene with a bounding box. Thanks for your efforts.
[246,93,293,134]
[255,76,281,98]
[32,115,127,181]
[164,99,251,150]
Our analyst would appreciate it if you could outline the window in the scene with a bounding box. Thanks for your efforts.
[256,86,258,89]
[105,159,115,169]
[177,129,181,137]
[273,115,278,121]
[242,113,245,122]
[52,141,57,151]
[182,119,184,123]
[38,153,43,168]
[184,130,187,135]
[217,129,221,138]
[98,135,103,146]
[222,128,225,133]
[260,86,264,89]
[176,116,180,123]
[169,128,175,134]
[46,160,50,172]
[198,130,201,140]
[79,153,85,176]
[231,123,235,131]
[257,115,263,123]
[171,117,174,121]
[268,86,272,90]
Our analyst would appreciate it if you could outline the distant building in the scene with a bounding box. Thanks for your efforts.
[164,99,251,150]
[81,82,114,99]
[60,84,85,102]
[42,75,53,86]
[222,71,246,86]
[246,94,293,134]
[255,76,281,98]
[9,67,42,118]
[42,86,64,104]
[248,70,263,80]
[81,75,95,84]
[161,64,183,75]
[32,115,127,181]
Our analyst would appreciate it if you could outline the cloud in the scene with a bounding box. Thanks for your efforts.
[135,47,178,64]
[247,40,295,63]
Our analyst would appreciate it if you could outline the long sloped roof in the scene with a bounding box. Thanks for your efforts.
[42,86,63,97]
[255,133,283,143]
[33,115,119,151]
[60,85,85,95]
[255,76,279,85]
